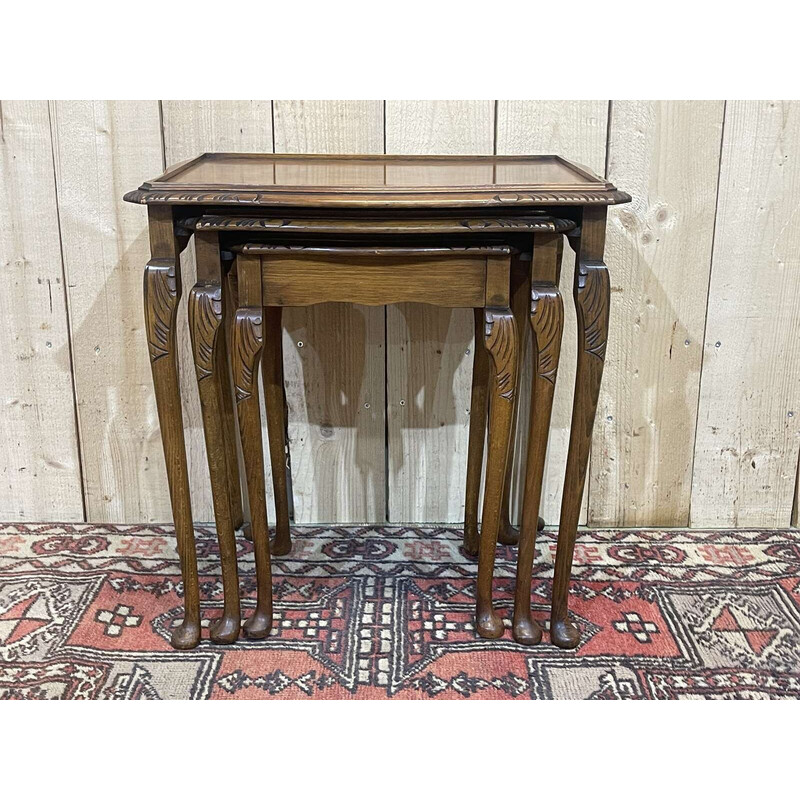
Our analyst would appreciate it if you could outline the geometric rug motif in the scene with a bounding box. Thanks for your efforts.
[1,523,799,699]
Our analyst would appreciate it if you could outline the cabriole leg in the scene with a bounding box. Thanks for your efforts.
[189,278,242,644]
[464,307,490,556]
[261,306,292,556]
[551,209,610,649]
[476,308,518,639]
[233,256,273,639]
[143,207,200,650]
[512,278,563,645]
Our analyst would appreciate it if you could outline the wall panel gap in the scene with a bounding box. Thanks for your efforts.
[47,100,87,521]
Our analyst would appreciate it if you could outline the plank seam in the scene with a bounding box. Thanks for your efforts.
[47,100,87,522]
[688,100,728,527]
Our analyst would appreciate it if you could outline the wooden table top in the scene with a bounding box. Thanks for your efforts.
[124,153,630,209]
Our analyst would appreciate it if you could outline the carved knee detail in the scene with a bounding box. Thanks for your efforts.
[188,283,223,382]
[232,308,264,403]
[530,284,564,383]
[143,258,180,363]
[484,309,518,402]
[575,260,610,362]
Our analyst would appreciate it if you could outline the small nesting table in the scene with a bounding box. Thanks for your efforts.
[124,154,630,650]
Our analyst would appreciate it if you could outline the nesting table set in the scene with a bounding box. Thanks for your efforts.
[124,154,630,651]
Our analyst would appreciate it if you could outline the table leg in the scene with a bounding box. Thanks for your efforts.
[225,267,253,541]
[233,258,273,639]
[261,306,292,556]
[512,277,564,645]
[476,307,518,639]
[189,280,242,644]
[551,208,610,649]
[498,257,529,546]
[143,207,200,650]
[220,275,245,532]
[464,307,489,556]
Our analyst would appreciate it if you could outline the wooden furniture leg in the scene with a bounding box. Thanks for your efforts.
[225,266,253,541]
[498,255,529,546]
[464,307,490,556]
[551,207,610,649]
[476,307,518,639]
[261,306,292,556]
[512,235,564,645]
[220,264,245,533]
[189,231,242,644]
[233,255,273,639]
[143,206,200,650]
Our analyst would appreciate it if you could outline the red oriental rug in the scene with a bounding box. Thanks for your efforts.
[1,523,799,699]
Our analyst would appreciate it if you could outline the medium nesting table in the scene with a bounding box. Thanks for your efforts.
[124,153,630,650]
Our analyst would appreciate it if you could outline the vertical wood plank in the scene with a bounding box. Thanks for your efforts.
[385,100,494,522]
[591,101,724,526]
[273,101,385,522]
[691,100,800,527]
[50,100,167,522]
[495,101,608,524]
[161,100,274,521]
[0,100,83,520]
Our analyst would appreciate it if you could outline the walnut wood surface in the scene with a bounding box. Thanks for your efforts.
[476,308,518,639]
[261,257,487,308]
[230,245,518,641]
[143,206,200,650]
[551,208,610,649]
[123,153,630,208]
[197,214,576,235]
[463,308,490,557]
[261,306,292,556]
[232,259,274,639]
[512,236,565,645]
[190,230,243,643]
[128,152,624,651]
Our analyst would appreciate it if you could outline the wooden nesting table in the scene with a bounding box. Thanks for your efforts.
[124,153,630,650]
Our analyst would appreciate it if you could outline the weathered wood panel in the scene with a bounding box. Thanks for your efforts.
[691,100,800,527]
[495,100,608,525]
[161,100,274,522]
[50,100,167,522]
[273,101,385,522]
[0,100,83,520]
[385,100,494,522]
[592,101,724,526]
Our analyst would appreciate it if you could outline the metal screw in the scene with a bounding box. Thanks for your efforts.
[364,403,370,409]
[297,341,304,348]
[399,400,405,406]
[715,341,721,348]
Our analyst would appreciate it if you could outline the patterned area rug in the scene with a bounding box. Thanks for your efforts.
[1,523,799,699]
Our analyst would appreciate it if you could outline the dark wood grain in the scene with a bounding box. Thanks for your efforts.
[127,153,625,652]
[232,254,273,640]
[464,307,490,557]
[476,307,518,638]
[513,235,565,645]
[550,208,610,649]
[261,306,292,556]
[123,153,630,208]
[190,230,242,643]
[143,205,200,650]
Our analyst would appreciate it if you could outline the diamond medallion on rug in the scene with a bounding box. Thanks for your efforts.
[1,523,799,699]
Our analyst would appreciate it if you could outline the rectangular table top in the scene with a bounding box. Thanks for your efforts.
[124,153,629,209]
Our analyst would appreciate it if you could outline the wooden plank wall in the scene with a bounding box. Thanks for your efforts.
[2,99,800,530]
